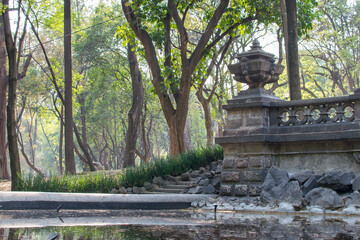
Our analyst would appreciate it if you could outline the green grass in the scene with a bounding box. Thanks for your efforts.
[18,145,223,193]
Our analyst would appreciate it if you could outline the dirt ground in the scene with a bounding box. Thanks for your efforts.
[0,180,11,191]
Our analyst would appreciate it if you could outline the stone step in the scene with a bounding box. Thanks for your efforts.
[162,184,189,190]
[153,188,182,194]
[176,180,196,185]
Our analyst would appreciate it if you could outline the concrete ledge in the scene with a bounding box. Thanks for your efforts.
[0,192,215,210]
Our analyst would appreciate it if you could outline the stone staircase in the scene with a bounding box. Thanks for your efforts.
[147,177,196,194]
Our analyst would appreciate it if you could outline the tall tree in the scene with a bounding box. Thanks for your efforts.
[2,0,22,189]
[286,0,302,100]
[64,0,76,174]
[0,15,10,179]
[123,43,144,167]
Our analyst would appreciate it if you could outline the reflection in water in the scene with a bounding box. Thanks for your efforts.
[0,215,359,239]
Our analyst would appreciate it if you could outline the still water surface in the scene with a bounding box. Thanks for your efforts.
[0,210,359,239]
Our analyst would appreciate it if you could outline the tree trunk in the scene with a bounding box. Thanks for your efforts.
[2,0,22,190]
[0,16,10,180]
[123,43,144,167]
[64,0,76,174]
[286,0,302,100]
[59,106,64,175]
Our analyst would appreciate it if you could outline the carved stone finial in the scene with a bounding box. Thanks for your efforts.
[250,39,261,51]
[228,39,285,89]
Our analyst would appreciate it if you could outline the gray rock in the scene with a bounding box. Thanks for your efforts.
[198,179,210,186]
[211,161,218,171]
[317,169,355,192]
[143,182,153,191]
[181,173,191,181]
[201,173,212,179]
[164,175,176,182]
[153,176,165,186]
[127,188,132,193]
[260,166,289,203]
[279,181,303,208]
[289,170,315,185]
[304,187,343,210]
[188,186,202,194]
[119,187,127,194]
[211,177,221,189]
[215,165,222,174]
[344,191,360,207]
[202,185,216,194]
[132,186,140,194]
[191,170,201,178]
[139,187,147,194]
[352,175,360,191]
[110,188,119,194]
[301,174,321,196]
[199,167,206,173]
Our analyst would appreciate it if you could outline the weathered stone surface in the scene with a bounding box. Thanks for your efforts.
[260,166,289,203]
[234,184,248,196]
[211,177,221,189]
[198,179,210,186]
[223,158,235,169]
[221,171,240,182]
[164,175,176,182]
[290,170,315,185]
[144,182,153,191]
[191,170,201,178]
[304,187,343,210]
[352,175,360,191]
[248,185,262,196]
[202,185,216,194]
[301,174,321,196]
[118,187,127,194]
[110,188,119,194]
[199,167,207,173]
[235,158,248,169]
[188,186,202,194]
[317,169,355,192]
[220,185,233,196]
[243,170,265,182]
[344,191,360,207]
[132,186,140,194]
[279,181,303,208]
[153,176,165,186]
[181,172,190,181]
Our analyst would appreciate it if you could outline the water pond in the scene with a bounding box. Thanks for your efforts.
[0,209,359,239]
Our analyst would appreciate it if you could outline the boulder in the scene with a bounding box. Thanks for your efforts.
[118,187,127,194]
[344,191,360,207]
[153,176,165,186]
[202,185,216,194]
[289,170,314,185]
[143,182,153,191]
[190,170,201,178]
[181,172,191,181]
[279,181,303,208]
[188,186,202,194]
[132,186,140,194]
[198,179,210,186]
[352,175,360,191]
[317,169,355,192]
[304,187,343,210]
[260,166,289,203]
[164,175,177,182]
[301,174,321,196]
[110,188,119,194]
[211,177,221,189]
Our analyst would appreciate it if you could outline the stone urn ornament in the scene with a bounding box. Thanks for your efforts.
[228,39,285,89]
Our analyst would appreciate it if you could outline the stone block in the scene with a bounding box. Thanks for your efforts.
[221,171,240,182]
[249,157,262,168]
[235,158,248,169]
[220,184,233,196]
[234,184,248,196]
[248,184,262,196]
[244,170,265,182]
[222,158,235,169]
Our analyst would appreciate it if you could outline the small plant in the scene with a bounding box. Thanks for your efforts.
[18,145,223,193]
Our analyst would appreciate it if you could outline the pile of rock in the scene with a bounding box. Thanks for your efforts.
[182,160,222,194]
[261,166,360,210]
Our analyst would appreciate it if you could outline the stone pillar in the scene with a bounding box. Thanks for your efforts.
[216,40,285,197]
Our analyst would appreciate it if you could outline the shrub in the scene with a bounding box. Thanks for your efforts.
[18,145,223,193]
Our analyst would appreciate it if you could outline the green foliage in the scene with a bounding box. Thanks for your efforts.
[18,146,223,192]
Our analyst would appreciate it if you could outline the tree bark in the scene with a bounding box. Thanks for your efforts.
[0,16,10,180]
[123,43,144,167]
[64,0,76,174]
[2,0,22,190]
[59,106,64,175]
[286,0,302,100]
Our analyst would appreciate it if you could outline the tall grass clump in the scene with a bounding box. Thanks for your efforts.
[18,145,223,193]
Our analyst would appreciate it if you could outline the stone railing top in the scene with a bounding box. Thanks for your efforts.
[275,93,360,126]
